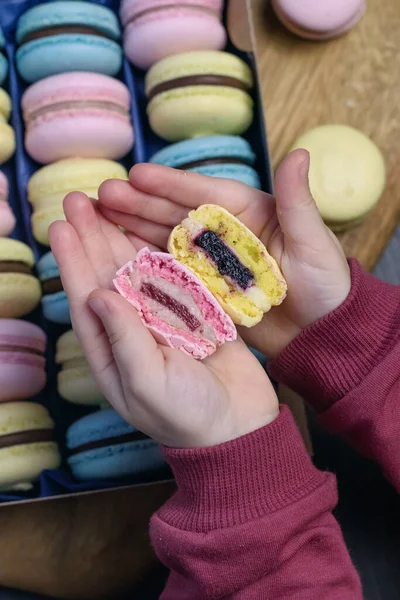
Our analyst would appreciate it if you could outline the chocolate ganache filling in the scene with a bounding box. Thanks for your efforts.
[69,430,149,456]
[195,230,254,290]
[141,282,201,332]
[42,277,63,295]
[20,25,113,44]
[179,157,251,170]
[0,261,32,275]
[147,74,249,102]
[0,429,53,450]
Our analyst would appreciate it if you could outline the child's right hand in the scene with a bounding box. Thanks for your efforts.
[98,149,351,359]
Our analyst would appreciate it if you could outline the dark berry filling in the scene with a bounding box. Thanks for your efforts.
[141,282,201,332]
[194,230,254,290]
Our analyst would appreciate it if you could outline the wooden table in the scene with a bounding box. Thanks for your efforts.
[251,0,400,270]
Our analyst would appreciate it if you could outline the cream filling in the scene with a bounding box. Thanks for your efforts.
[25,101,129,124]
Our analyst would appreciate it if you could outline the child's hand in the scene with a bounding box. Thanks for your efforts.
[98,150,351,358]
[49,194,279,448]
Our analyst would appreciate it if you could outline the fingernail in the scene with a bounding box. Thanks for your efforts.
[88,297,107,318]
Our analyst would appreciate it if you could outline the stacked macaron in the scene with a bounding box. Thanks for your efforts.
[15,1,134,246]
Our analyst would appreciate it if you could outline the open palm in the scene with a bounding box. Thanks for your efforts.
[49,194,278,448]
[98,150,351,358]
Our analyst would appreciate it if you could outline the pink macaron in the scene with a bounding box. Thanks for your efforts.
[114,248,236,359]
[120,0,227,70]
[272,0,366,40]
[0,171,16,237]
[0,319,47,401]
[22,72,134,164]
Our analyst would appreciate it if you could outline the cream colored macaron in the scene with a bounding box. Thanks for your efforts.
[0,88,15,165]
[291,125,386,231]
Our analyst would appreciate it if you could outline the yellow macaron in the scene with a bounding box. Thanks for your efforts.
[28,158,129,245]
[291,125,386,231]
[168,204,287,327]
[0,402,61,491]
[145,51,254,141]
[0,88,15,165]
[0,238,41,318]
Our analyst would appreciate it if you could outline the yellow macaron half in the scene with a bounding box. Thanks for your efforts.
[168,204,287,326]
[0,238,41,318]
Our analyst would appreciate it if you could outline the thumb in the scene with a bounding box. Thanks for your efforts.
[274,149,329,249]
[88,289,159,387]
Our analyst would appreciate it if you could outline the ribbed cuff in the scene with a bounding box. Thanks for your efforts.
[158,405,327,533]
[270,259,400,411]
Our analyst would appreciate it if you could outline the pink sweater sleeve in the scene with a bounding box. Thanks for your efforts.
[270,259,400,489]
[150,406,362,598]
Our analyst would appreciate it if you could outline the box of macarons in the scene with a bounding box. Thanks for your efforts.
[0,0,276,505]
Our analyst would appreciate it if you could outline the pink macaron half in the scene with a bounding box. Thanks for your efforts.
[114,248,237,360]
[0,319,47,401]
[121,0,226,70]
[272,0,366,40]
[0,171,16,237]
[22,72,134,164]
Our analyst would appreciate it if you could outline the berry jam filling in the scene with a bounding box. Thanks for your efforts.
[141,282,201,332]
[195,230,254,290]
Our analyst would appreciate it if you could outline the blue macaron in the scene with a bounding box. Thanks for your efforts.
[67,408,165,481]
[16,1,123,83]
[37,251,70,324]
[0,28,8,86]
[150,136,262,189]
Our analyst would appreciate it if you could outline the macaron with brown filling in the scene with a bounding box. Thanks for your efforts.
[37,251,70,324]
[0,238,41,318]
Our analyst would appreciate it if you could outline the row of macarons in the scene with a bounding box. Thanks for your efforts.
[0,401,165,492]
[0,317,106,407]
[0,0,367,88]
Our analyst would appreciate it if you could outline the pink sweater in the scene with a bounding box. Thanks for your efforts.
[150,260,400,598]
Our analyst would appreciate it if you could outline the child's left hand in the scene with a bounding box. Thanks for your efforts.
[50,193,279,448]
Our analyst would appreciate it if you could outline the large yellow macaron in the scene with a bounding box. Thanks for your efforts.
[291,125,386,231]
[168,204,287,327]
[0,402,61,491]
[0,88,15,165]
[28,158,129,245]
[0,238,41,318]
[145,51,254,141]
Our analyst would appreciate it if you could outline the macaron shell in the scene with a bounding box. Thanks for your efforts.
[0,53,8,86]
[56,328,84,363]
[189,163,261,188]
[0,442,60,490]
[0,122,16,165]
[0,237,35,265]
[42,291,71,324]
[17,36,123,84]
[0,88,11,120]
[58,363,104,405]
[32,205,65,246]
[0,274,42,318]
[272,0,366,39]
[68,438,164,481]
[291,125,386,225]
[123,9,226,70]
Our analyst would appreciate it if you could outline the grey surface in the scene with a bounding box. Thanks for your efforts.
[2,227,400,600]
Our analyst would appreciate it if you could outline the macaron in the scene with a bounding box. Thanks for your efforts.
[291,125,386,231]
[0,319,46,401]
[37,251,70,324]
[0,27,8,85]
[168,204,287,326]
[145,51,254,141]
[22,72,134,164]
[0,238,41,318]
[271,0,366,41]
[56,329,105,405]
[121,0,226,70]
[0,171,16,236]
[0,402,60,491]
[0,89,15,165]
[16,1,122,83]
[28,158,128,246]
[114,248,237,360]
[150,135,261,188]
[67,408,164,481]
